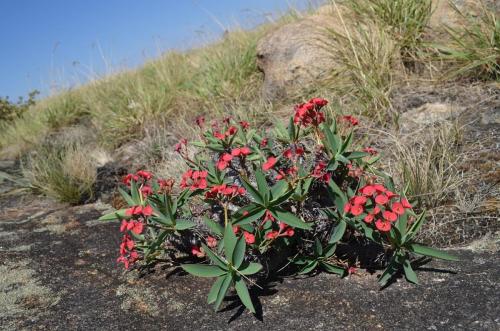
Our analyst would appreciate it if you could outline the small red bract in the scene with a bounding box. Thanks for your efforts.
[262,156,277,171]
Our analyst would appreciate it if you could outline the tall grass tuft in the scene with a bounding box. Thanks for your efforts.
[435,2,500,80]
[346,0,433,58]
[22,133,99,204]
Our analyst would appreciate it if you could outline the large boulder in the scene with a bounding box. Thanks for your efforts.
[256,7,339,101]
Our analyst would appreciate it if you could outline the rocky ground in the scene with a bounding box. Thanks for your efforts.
[0,159,499,331]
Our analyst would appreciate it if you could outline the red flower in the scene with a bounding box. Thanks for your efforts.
[174,139,188,153]
[375,219,391,232]
[191,246,205,258]
[364,214,374,224]
[131,221,144,234]
[239,121,250,130]
[401,198,412,209]
[351,196,367,205]
[143,205,153,216]
[262,157,277,171]
[206,236,218,248]
[265,231,279,240]
[214,131,225,140]
[341,115,359,126]
[264,210,275,222]
[233,225,240,234]
[373,184,386,193]
[351,204,364,216]
[231,147,251,157]
[309,97,328,107]
[122,173,139,186]
[225,126,238,136]
[217,153,233,170]
[344,203,351,214]
[136,170,152,180]
[285,228,295,237]
[243,231,255,244]
[294,101,326,127]
[180,169,208,190]
[391,202,405,215]
[140,185,152,197]
[260,138,268,148]
[383,210,398,222]
[359,185,376,196]
[375,194,389,205]
[195,115,205,128]
[363,147,377,155]
[283,148,293,159]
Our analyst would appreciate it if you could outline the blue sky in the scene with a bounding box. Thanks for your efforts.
[0,0,314,100]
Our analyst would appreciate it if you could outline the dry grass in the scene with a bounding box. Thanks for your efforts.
[434,1,500,80]
[22,131,102,204]
[381,120,466,209]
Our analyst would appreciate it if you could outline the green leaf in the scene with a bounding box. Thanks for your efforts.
[99,208,128,221]
[240,176,264,205]
[323,244,337,258]
[232,237,246,268]
[270,209,312,230]
[118,187,135,206]
[233,208,266,226]
[175,219,196,230]
[287,116,296,141]
[327,179,347,213]
[321,262,346,276]
[378,255,399,287]
[203,216,223,235]
[403,258,419,284]
[224,224,238,263]
[201,244,228,269]
[340,131,353,153]
[314,238,323,256]
[270,180,289,201]
[238,262,263,275]
[130,180,140,203]
[255,170,269,204]
[207,276,225,304]
[329,219,347,244]
[408,244,459,261]
[214,274,232,311]
[235,277,256,313]
[406,211,426,241]
[299,260,318,274]
[181,264,227,277]
[347,151,370,160]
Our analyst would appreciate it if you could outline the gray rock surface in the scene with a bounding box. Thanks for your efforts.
[0,178,498,330]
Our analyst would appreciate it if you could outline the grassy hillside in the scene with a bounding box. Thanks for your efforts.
[1,0,498,238]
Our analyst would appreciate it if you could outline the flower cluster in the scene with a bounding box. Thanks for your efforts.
[293,97,328,127]
[180,169,208,190]
[204,184,246,200]
[344,184,413,232]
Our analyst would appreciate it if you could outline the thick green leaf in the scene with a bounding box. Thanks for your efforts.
[287,116,296,141]
[240,177,264,205]
[181,264,227,277]
[233,208,266,226]
[255,170,270,205]
[329,219,347,244]
[238,262,263,275]
[270,209,312,230]
[403,258,419,284]
[118,187,136,206]
[408,244,459,261]
[175,219,196,230]
[299,260,318,274]
[224,224,238,262]
[214,274,232,311]
[130,180,140,203]
[406,211,426,241]
[207,276,225,304]
[270,180,289,201]
[99,208,128,221]
[323,244,337,258]
[201,244,228,269]
[347,151,370,160]
[314,238,323,256]
[321,262,346,276]
[340,131,353,153]
[232,237,246,268]
[378,255,399,287]
[203,216,223,235]
[235,277,256,313]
